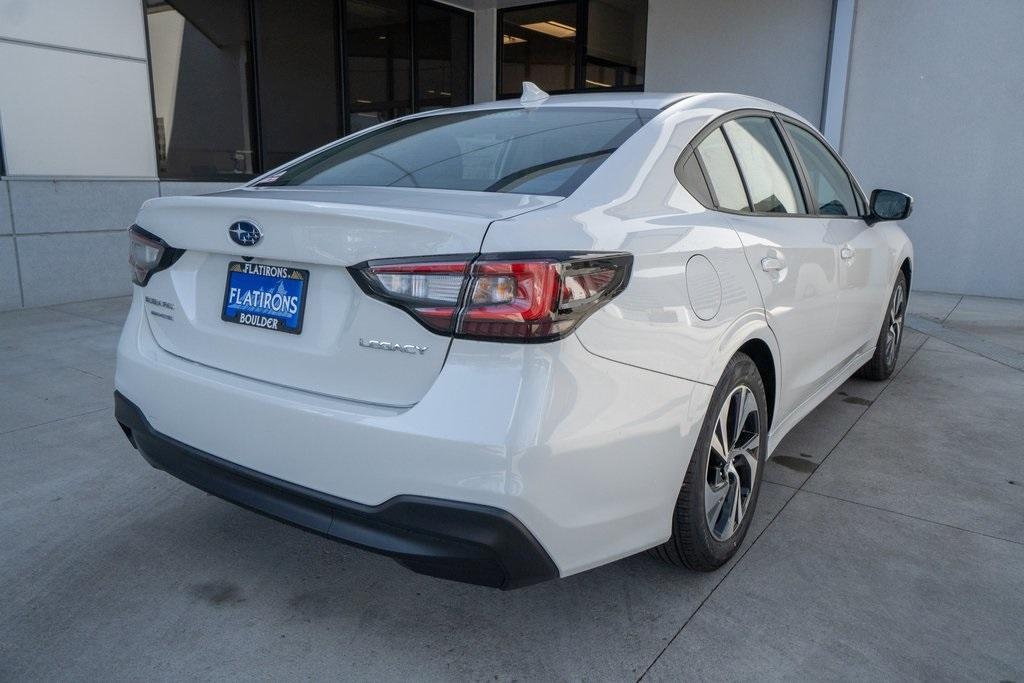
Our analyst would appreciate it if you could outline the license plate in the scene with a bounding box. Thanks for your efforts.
[222,261,309,335]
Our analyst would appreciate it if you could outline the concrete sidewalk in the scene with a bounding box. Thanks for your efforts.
[1,292,1022,680]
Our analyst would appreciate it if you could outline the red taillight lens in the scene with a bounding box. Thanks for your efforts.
[351,252,632,342]
[460,260,565,340]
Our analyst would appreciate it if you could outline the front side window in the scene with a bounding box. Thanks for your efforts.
[722,117,805,214]
[260,107,655,196]
[696,128,749,212]
[784,123,860,216]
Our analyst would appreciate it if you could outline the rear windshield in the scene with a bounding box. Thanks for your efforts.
[255,107,657,197]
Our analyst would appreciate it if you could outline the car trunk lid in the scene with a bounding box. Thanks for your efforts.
[134,186,560,406]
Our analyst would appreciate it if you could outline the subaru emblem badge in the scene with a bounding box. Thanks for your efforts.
[229,220,262,247]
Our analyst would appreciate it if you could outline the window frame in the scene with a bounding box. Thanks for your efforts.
[676,108,870,220]
[495,0,646,99]
[676,109,809,217]
[142,0,474,182]
[775,113,868,219]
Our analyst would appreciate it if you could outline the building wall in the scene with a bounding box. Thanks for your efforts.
[0,0,153,310]
[840,0,1024,299]
[0,0,155,176]
[644,0,834,124]
[2,0,1022,310]
[0,1,245,311]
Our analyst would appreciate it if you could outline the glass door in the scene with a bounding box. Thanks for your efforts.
[343,0,412,133]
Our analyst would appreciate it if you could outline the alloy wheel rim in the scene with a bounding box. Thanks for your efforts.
[704,385,760,542]
[885,283,905,366]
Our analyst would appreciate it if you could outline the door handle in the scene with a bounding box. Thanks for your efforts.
[841,246,855,260]
[761,256,785,272]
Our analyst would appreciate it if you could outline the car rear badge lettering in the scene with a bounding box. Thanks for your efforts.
[144,296,175,310]
[359,338,428,355]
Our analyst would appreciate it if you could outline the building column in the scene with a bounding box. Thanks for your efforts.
[820,0,856,149]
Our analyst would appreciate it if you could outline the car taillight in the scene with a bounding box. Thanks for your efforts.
[351,252,632,342]
[128,225,183,286]
[354,259,470,333]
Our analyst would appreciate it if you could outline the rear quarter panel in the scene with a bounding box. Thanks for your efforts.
[480,107,773,390]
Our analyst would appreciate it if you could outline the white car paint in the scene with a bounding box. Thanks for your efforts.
[116,91,912,580]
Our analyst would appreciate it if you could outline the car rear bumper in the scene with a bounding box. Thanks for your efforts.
[116,292,712,578]
[116,391,558,589]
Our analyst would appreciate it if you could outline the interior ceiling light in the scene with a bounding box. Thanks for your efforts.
[503,34,527,45]
[520,20,576,38]
[585,79,612,88]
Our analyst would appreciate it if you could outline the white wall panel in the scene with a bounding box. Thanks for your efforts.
[644,0,831,124]
[842,0,1024,299]
[0,0,146,58]
[0,42,156,177]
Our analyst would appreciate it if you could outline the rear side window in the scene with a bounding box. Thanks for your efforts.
[257,107,656,197]
[722,117,806,214]
[695,129,749,212]
[676,154,713,206]
[784,122,860,216]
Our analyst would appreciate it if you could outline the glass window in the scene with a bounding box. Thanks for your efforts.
[254,0,341,169]
[784,123,860,216]
[145,0,255,178]
[344,0,412,133]
[722,118,805,214]
[676,154,712,207]
[585,0,646,89]
[414,2,473,112]
[696,129,749,212]
[499,0,648,96]
[260,107,656,196]
[146,0,475,179]
[499,2,578,96]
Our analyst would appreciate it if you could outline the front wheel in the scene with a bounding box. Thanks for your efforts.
[856,272,908,381]
[650,353,768,571]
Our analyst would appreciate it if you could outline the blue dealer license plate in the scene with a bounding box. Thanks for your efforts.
[222,261,309,335]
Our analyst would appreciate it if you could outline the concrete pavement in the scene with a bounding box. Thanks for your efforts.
[1,292,1022,680]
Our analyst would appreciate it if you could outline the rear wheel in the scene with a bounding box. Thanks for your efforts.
[651,353,768,571]
[856,272,907,381]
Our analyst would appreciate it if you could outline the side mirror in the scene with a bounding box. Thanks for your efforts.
[868,189,913,225]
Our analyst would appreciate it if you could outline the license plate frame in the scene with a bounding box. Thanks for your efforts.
[221,261,309,335]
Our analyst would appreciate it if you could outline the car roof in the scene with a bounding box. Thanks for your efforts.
[429,91,813,128]
[449,91,698,111]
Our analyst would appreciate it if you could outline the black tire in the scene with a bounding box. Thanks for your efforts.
[856,272,908,381]
[650,353,768,571]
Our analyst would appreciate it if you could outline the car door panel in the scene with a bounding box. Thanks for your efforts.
[708,115,842,423]
[779,119,888,367]
[829,219,889,364]
[729,214,839,421]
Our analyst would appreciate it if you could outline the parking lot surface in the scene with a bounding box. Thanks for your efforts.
[2,292,1022,680]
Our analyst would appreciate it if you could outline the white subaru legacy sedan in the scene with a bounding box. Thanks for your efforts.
[115,89,913,589]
